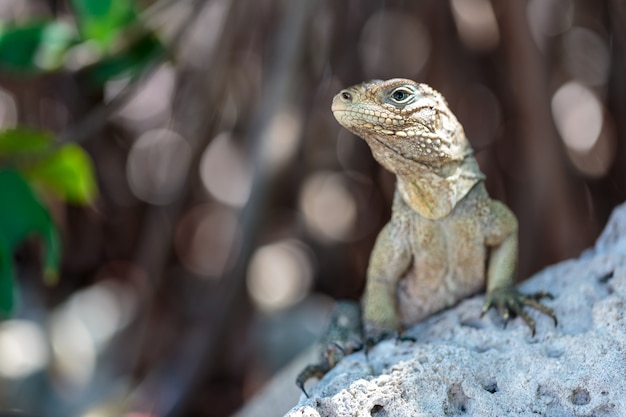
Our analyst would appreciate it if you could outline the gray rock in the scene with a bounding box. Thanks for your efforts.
[286,203,626,416]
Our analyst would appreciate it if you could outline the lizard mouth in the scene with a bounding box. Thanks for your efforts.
[331,93,349,113]
[331,109,347,121]
[331,107,415,160]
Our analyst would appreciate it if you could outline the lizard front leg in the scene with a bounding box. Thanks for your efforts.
[362,221,411,345]
[483,210,557,334]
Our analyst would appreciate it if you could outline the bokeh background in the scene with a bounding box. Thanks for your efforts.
[0,0,625,416]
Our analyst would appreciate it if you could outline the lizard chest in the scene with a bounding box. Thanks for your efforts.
[409,213,487,283]
[396,197,490,324]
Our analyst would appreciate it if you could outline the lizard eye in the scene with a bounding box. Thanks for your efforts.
[389,87,413,104]
[340,91,352,102]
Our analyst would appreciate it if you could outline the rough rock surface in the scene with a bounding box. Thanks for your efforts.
[286,203,626,417]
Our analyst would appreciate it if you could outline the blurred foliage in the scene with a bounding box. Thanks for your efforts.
[71,0,138,48]
[0,0,166,316]
[0,168,59,314]
[0,0,164,85]
[0,127,98,314]
[84,33,165,86]
[0,20,76,72]
[0,128,98,205]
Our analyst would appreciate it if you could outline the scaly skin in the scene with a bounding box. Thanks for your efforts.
[331,79,557,344]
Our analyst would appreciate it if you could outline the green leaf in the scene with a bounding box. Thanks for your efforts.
[0,169,62,316]
[0,128,98,204]
[0,239,16,317]
[84,33,165,86]
[0,128,54,156]
[71,0,137,47]
[25,144,98,205]
[0,21,77,73]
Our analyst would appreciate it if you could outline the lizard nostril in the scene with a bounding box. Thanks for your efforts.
[341,91,352,102]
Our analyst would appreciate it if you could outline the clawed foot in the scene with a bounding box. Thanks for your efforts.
[296,363,330,398]
[295,300,364,397]
[296,342,347,397]
[482,287,558,336]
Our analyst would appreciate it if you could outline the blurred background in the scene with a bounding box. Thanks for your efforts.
[0,0,625,416]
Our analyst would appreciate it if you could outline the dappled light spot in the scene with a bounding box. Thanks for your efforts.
[127,128,191,205]
[0,320,48,379]
[565,115,616,177]
[247,240,314,312]
[551,81,602,153]
[50,280,138,389]
[562,27,610,87]
[451,0,499,52]
[300,171,358,242]
[69,281,138,349]
[108,64,175,128]
[527,0,574,49]
[552,81,614,177]
[200,132,252,207]
[0,88,17,128]
[175,203,240,278]
[50,306,96,389]
[260,108,302,170]
[359,11,430,79]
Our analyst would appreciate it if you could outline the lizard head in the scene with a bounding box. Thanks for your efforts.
[332,79,472,169]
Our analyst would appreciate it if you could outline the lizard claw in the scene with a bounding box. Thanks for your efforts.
[296,364,329,398]
[295,342,348,397]
[482,287,557,336]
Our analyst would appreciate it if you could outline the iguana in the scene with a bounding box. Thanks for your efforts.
[296,79,556,395]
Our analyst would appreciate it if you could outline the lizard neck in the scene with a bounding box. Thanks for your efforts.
[357,130,484,219]
[395,155,485,220]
